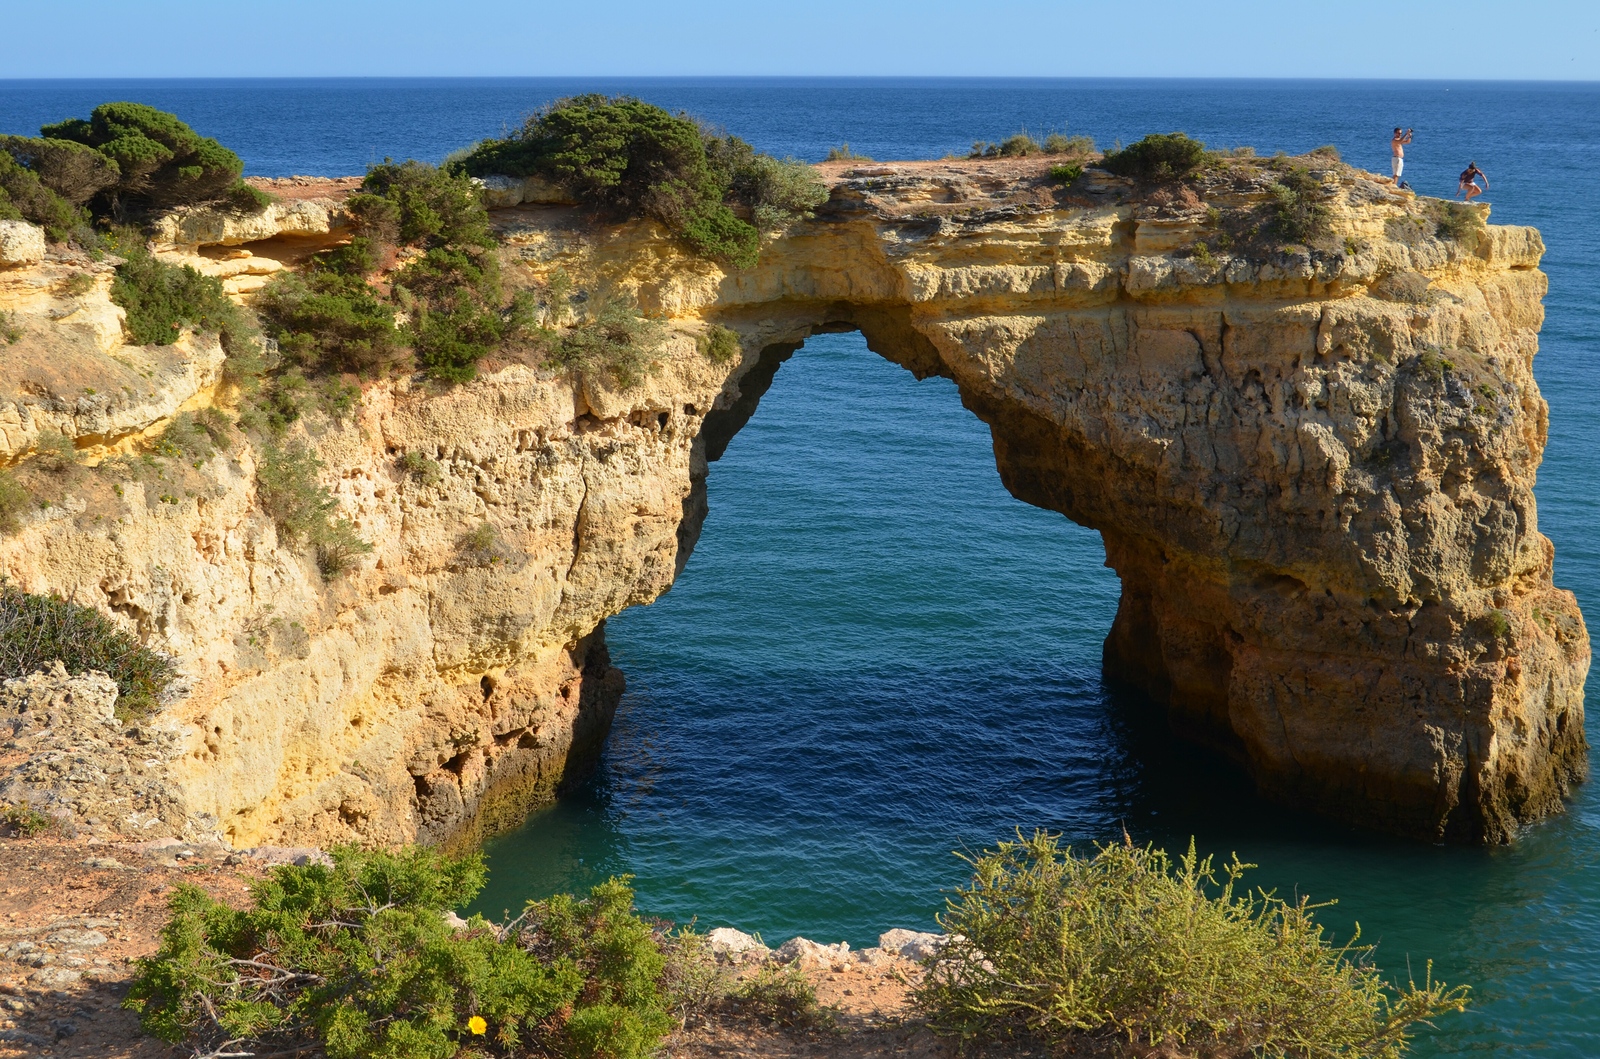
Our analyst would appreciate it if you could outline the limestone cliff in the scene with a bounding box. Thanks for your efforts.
[0,154,1586,847]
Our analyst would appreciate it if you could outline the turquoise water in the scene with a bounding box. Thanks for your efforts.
[4,78,1596,1055]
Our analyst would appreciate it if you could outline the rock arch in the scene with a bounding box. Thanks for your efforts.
[0,163,1586,848]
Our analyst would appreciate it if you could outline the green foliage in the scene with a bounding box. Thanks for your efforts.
[1099,132,1209,181]
[254,441,371,578]
[0,310,20,345]
[1044,133,1096,156]
[1433,200,1485,245]
[451,96,762,267]
[59,271,96,296]
[0,470,26,534]
[397,450,442,486]
[0,802,60,837]
[40,101,243,212]
[258,270,401,375]
[224,180,273,213]
[0,135,120,206]
[544,296,662,391]
[1046,163,1084,185]
[1267,168,1332,245]
[697,324,741,365]
[522,877,674,1057]
[31,430,81,474]
[731,964,822,1028]
[710,141,829,232]
[824,144,872,162]
[0,580,176,719]
[0,148,88,242]
[915,832,1468,1057]
[109,236,254,352]
[362,160,494,250]
[1309,144,1342,161]
[126,849,674,1059]
[999,133,1042,157]
[458,521,503,566]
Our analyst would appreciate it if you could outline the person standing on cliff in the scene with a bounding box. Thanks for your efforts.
[1391,127,1413,187]
[1459,161,1489,202]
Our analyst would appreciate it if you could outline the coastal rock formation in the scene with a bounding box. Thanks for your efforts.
[0,157,1586,847]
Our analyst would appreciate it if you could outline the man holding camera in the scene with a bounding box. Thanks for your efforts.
[1391,127,1413,187]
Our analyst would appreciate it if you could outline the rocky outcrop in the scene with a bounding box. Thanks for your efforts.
[0,221,46,268]
[0,155,1586,847]
[0,665,190,837]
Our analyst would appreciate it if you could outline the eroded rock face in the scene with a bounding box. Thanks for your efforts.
[0,158,1586,847]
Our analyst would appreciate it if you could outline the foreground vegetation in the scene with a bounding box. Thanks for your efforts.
[120,834,1466,1059]
[126,846,816,1059]
[916,832,1468,1058]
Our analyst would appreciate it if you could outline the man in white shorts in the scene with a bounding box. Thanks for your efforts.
[1391,127,1413,186]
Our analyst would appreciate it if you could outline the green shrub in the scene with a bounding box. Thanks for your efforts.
[915,832,1467,1057]
[721,151,829,232]
[0,470,26,534]
[109,236,254,351]
[545,296,662,390]
[697,324,741,365]
[1434,200,1485,245]
[0,135,120,206]
[824,144,871,162]
[0,148,88,242]
[0,802,60,837]
[258,270,401,375]
[397,449,442,485]
[31,431,80,474]
[0,580,177,719]
[0,310,20,345]
[126,848,674,1059]
[998,133,1042,157]
[451,96,761,267]
[679,200,760,268]
[1268,168,1332,245]
[254,441,372,578]
[39,102,243,212]
[361,160,493,250]
[731,964,822,1028]
[59,271,96,296]
[1308,144,1342,161]
[1044,133,1095,156]
[1046,163,1084,185]
[1099,132,1209,181]
[224,179,272,213]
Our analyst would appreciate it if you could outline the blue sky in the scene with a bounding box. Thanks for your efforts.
[4,0,1596,79]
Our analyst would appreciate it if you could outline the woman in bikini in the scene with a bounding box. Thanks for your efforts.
[1459,162,1489,202]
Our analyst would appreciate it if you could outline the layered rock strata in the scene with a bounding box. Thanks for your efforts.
[0,157,1586,847]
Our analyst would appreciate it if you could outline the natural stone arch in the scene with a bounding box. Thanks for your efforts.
[0,163,1585,850]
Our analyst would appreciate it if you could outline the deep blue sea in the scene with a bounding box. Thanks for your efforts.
[4,79,1595,1056]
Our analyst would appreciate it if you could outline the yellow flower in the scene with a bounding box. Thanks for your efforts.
[467,1015,487,1036]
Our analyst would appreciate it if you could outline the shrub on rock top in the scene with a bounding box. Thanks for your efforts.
[450,95,825,267]
[1099,131,1210,181]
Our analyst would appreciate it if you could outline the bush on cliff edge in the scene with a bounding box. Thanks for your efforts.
[915,831,1468,1057]
[1099,132,1210,181]
[451,95,825,267]
[125,846,674,1059]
